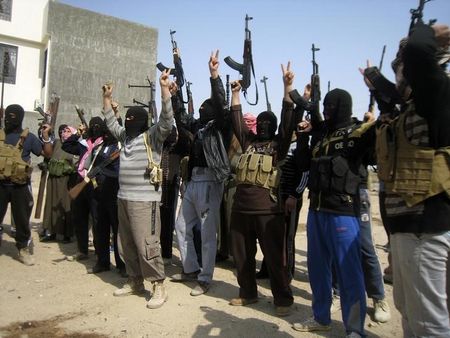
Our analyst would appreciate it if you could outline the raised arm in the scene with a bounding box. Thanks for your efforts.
[277,62,296,161]
[230,80,249,150]
[153,68,175,144]
[102,83,126,142]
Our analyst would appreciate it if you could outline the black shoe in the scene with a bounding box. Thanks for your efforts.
[40,234,56,242]
[215,253,229,262]
[255,269,269,280]
[88,264,110,274]
[61,236,72,244]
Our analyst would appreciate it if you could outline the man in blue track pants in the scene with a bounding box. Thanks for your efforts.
[293,89,375,337]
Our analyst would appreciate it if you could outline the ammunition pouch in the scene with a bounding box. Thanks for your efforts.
[47,159,76,177]
[378,113,450,206]
[308,155,360,195]
[0,129,33,184]
[236,152,280,189]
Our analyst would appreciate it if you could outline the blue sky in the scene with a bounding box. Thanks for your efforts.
[60,0,450,120]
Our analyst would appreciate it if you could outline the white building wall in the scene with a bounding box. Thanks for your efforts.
[0,0,49,112]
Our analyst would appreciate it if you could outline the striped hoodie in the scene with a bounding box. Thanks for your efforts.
[103,98,174,202]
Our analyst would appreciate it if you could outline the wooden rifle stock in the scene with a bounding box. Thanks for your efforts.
[68,178,89,200]
[34,94,60,219]
[68,150,120,200]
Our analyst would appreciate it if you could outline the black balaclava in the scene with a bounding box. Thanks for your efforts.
[256,110,277,141]
[58,124,68,140]
[198,99,216,125]
[125,106,148,138]
[322,89,353,131]
[87,116,106,140]
[4,104,25,133]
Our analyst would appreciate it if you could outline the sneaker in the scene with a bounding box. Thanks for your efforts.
[373,298,391,323]
[18,248,35,266]
[330,294,341,313]
[87,263,110,274]
[113,277,145,297]
[147,281,168,309]
[190,281,210,296]
[229,297,258,306]
[292,317,331,332]
[171,270,200,282]
[275,305,292,317]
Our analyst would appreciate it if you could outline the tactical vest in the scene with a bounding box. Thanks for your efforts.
[47,158,76,177]
[376,113,450,207]
[235,144,280,189]
[308,125,363,195]
[0,128,33,184]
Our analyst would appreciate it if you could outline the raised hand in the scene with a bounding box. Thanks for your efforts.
[358,60,375,90]
[102,82,113,98]
[160,68,172,88]
[231,80,241,93]
[281,61,294,87]
[209,49,220,78]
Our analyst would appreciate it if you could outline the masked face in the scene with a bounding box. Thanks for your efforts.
[4,104,25,133]
[88,117,106,140]
[198,99,216,125]
[322,89,352,130]
[125,106,148,138]
[256,111,277,141]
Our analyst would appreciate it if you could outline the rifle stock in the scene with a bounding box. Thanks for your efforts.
[75,105,88,126]
[68,178,88,200]
[34,93,60,219]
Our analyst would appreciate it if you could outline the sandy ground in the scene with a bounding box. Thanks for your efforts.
[0,171,402,338]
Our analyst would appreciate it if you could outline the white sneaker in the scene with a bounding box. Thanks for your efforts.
[373,298,391,323]
[113,277,145,297]
[18,248,35,266]
[147,281,168,309]
[292,317,331,332]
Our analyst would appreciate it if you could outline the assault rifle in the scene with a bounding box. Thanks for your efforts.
[224,14,258,105]
[0,51,10,129]
[68,150,120,200]
[289,44,323,124]
[127,77,158,124]
[368,45,386,113]
[157,30,186,103]
[260,76,272,112]
[34,93,60,219]
[409,0,436,34]
[75,105,88,127]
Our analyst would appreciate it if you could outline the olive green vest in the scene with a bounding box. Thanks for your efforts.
[0,128,33,184]
[376,113,450,207]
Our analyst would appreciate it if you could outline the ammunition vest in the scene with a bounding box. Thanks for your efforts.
[47,158,76,177]
[0,128,33,184]
[376,113,450,207]
[235,144,280,190]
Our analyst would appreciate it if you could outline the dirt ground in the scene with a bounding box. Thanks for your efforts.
[0,171,402,338]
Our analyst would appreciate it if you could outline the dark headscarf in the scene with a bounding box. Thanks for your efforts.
[4,104,25,133]
[125,106,148,138]
[256,110,277,141]
[322,89,353,131]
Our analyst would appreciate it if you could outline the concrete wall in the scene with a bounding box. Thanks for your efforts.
[46,2,158,127]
